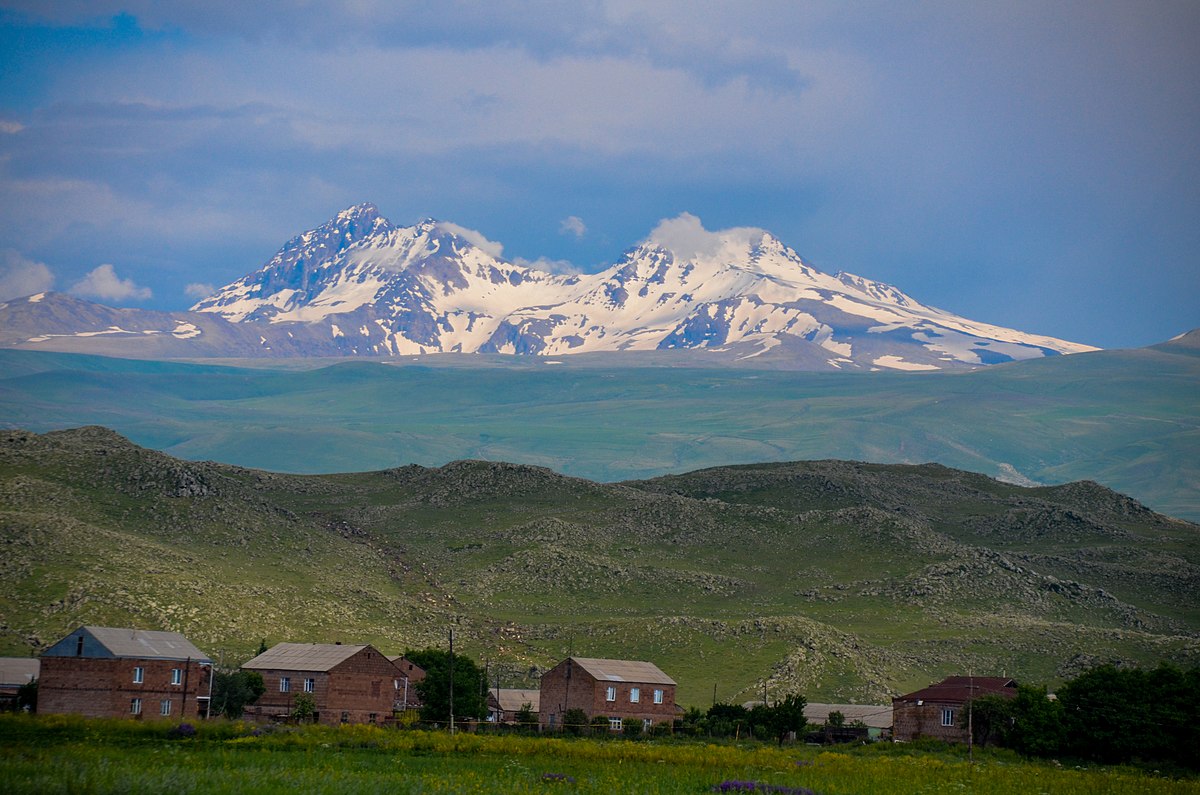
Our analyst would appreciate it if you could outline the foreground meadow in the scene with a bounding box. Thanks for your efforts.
[1,715,1196,794]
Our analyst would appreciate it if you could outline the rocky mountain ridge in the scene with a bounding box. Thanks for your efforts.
[0,204,1097,370]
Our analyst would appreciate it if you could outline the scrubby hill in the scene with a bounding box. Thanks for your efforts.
[1,428,1197,705]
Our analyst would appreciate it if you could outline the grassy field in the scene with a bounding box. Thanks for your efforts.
[0,343,1196,522]
[1,715,1195,794]
[2,426,1197,705]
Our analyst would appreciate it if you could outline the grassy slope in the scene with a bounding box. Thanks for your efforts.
[0,345,1196,523]
[1,427,1197,708]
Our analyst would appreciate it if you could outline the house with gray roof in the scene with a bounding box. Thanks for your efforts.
[241,642,403,725]
[539,656,676,733]
[38,626,212,719]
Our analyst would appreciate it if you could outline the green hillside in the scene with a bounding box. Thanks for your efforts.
[2,427,1196,707]
[0,343,1196,522]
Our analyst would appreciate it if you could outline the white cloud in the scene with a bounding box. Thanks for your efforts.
[184,282,216,299]
[434,222,504,259]
[0,249,55,300]
[512,256,584,276]
[559,215,586,238]
[644,213,768,261]
[0,120,24,134]
[70,264,153,302]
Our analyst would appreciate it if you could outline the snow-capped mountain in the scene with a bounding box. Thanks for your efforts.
[189,204,1095,368]
[1,204,1097,368]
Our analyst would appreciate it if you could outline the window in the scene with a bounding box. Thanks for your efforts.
[304,678,315,693]
[653,689,664,704]
[76,636,84,656]
[368,713,377,724]
[340,711,349,724]
[629,687,640,703]
[605,686,616,702]
[609,717,622,731]
[279,676,291,693]
[132,667,144,684]
[160,699,172,716]
[171,668,182,685]
[642,718,653,732]
[130,698,142,715]
[941,708,955,727]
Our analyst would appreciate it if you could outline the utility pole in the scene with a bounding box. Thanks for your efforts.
[449,627,455,734]
[967,673,974,765]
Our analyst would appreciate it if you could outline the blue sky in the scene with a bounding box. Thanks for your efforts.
[0,1,1197,349]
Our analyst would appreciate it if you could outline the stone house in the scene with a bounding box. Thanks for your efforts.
[892,676,1017,743]
[38,626,212,719]
[242,642,403,725]
[539,657,676,732]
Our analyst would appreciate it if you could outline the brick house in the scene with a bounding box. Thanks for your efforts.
[242,642,403,725]
[38,626,212,719]
[388,655,427,714]
[539,657,676,733]
[892,676,1017,743]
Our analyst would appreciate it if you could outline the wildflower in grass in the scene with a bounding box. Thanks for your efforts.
[541,772,576,783]
[712,781,818,794]
[168,722,197,739]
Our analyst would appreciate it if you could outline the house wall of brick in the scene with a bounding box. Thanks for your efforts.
[539,660,676,731]
[245,647,399,726]
[892,699,968,743]
[39,657,211,719]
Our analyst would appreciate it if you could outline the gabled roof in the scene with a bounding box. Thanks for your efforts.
[0,657,39,686]
[895,676,1017,704]
[41,626,211,662]
[804,702,892,730]
[568,657,676,686]
[491,688,540,712]
[243,643,376,672]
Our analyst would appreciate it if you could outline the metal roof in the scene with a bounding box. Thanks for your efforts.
[491,688,540,712]
[804,702,893,730]
[43,627,211,662]
[243,643,373,672]
[895,676,1017,704]
[569,657,676,685]
[0,657,39,687]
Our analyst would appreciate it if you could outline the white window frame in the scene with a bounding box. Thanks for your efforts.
[131,698,142,715]
[132,666,144,684]
[609,717,622,731]
[653,688,664,704]
[941,708,955,727]
[160,699,172,716]
[304,678,315,693]
[642,718,653,732]
[629,686,640,703]
[280,676,291,693]
[171,668,182,685]
[605,685,616,702]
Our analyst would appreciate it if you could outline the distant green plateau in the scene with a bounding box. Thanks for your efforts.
[1,426,1197,708]
[0,340,1197,521]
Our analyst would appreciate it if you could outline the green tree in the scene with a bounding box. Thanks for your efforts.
[751,695,807,745]
[514,702,537,730]
[1007,684,1065,757]
[559,707,589,735]
[210,670,265,719]
[405,648,487,724]
[291,693,316,722]
[16,678,37,713]
[965,693,1014,748]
